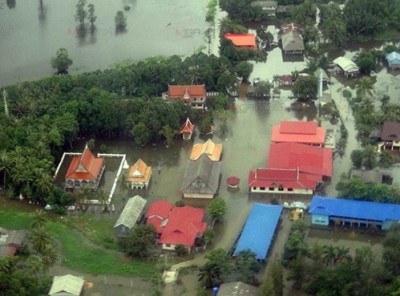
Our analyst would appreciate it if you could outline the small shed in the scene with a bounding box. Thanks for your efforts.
[48,274,84,296]
[114,195,147,236]
[386,51,400,69]
[333,57,359,77]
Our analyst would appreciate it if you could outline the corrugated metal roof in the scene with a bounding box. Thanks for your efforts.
[114,195,147,229]
[386,51,400,63]
[49,274,84,296]
[333,57,359,73]
[233,204,283,260]
[309,195,400,221]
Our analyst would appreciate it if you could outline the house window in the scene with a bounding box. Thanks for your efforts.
[253,187,257,190]
[260,187,266,190]
[288,188,293,192]
[268,187,274,191]
[166,244,171,247]
[278,187,284,191]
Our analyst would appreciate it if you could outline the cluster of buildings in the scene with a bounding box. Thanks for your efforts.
[248,121,333,195]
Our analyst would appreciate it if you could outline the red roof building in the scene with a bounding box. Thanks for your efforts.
[180,118,195,141]
[167,85,206,110]
[145,200,173,235]
[65,146,105,190]
[271,121,326,146]
[268,142,332,178]
[248,168,321,194]
[224,33,257,50]
[159,206,207,253]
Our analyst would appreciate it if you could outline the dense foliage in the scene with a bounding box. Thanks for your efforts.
[0,53,240,206]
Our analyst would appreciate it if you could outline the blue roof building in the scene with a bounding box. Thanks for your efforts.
[309,195,400,230]
[233,203,283,261]
[386,51,400,69]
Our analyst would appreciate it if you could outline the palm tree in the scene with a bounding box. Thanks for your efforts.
[198,262,222,288]
[309,243,325,267]
[31,227,52,254]
[323,245,337,266]
[0,151,11,191]
[31,210,47,229]
[335,246,352,264]
[356,77,374,98]
[40,244,58,271]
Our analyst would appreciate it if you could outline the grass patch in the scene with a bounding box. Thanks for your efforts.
[0,210,157,277]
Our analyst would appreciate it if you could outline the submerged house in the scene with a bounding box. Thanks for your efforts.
[127,159,152,189]
[65,146,105,191]
[333,57,359,77]
[113,195,147,236]
[271,121,326,147]
[281,31,304,55]
[180,118,195,141]
[386,51,400,69]
[165,85,206,110]
[309,195,400,230]
[224,33,257,50]
[181,155,221,199]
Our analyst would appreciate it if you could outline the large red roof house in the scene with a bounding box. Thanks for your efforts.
[164,85,206,110]
[65,146,105,190]
[145,201,207,253]
[224,33,257,50]
[248,142,332,195]
[271,121,326,146]
[145,200,173,236]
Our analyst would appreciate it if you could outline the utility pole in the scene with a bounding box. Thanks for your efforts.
[2,89,9,117]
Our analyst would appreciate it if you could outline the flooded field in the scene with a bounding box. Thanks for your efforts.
[0,0,208,87]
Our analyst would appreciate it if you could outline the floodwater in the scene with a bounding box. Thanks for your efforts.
[0,0,208,87]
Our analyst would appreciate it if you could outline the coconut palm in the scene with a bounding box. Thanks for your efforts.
[323,245,337,266]
[335,246,352,264]
[31,227,52,254]
[40,244,58,271]
[356,77,374,98]
[31,210,47,229]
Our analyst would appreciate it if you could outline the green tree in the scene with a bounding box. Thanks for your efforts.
[88,3,96,29]
[207,197,227,222]
[31,210,47,229]
[235,249,261,284]
[198,248,231,288]
[383,224,400,276]
[51,48,73,74]
[115,10,127,30]
[74,0,87,27]
[159,125,177,148]
[379,150,394,168]
[320,4,347,47]
[270,259,284,296]
[254,80,272,98]
[198,116,213,134]
[362,145,377,169]
[204,228,215,245]
[213,110,231,137]
[235,61,254,81]
[133,122,151,146]
[118,224,157,258]
[351,150,364,169]
[259,276,276,296]
[292,76,318,102]
[175,244,188,256]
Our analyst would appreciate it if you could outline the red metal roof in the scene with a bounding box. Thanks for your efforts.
[159,206,207,247]
[168,85,206,99]
[224,33,257,49]
[271,121,325,145]
[248,168,321,190]
[267,142,332,177]
[145,200,173,234]
[65,146,104,181]
[180,118,195,134]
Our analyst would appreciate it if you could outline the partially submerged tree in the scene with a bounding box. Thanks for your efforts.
[207,197,227,222]
[74,0,87,27]
[51,48,73,74]
[115,10,127,31]
[88,3,97,30]
[118,224,157,258]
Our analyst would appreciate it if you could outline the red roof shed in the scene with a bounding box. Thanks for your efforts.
[224,33,257,49]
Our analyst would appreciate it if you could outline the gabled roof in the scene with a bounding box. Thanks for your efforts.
[218,281,258,296]
[145,200,173,234]
[267,142,332,177]
[233,203,283,260]
[386,51,400,63]
[281,23,303,34]
[224,33,257,49]
[333,57,359,73]
[65,146,104,181]
[181,155,221,195]
[190,139,223,161]
[248,168,321,190]
[281,31,304,51]
[309,195,400,222]
[114,195,147,229]
[381,122,400,141]
[127,159,152,183]
[159,206,207,247]
[271,121,325,145]
[168,85,206,99]
[49,274,84,296]
[180,118,195,135]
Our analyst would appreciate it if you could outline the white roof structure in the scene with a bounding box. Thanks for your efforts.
[49,274,84,296]
[333,57,359,73]
[114,195,147,229]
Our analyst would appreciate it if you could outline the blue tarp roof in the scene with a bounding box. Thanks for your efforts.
[233,203,283,260]
[309,195,400,222]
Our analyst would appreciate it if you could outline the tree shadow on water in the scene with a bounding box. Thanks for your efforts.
[7,0,16,9]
